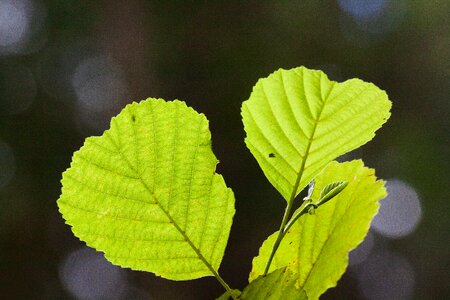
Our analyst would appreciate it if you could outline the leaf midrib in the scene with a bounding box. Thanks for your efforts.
[287,73,335,203]
[106,114,220,277]
[298,168,377,297]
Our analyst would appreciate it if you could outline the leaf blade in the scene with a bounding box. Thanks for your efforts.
[242,67,391,201]
[249,160,387,298]
[241,263,307,300]
[58,98,235,280]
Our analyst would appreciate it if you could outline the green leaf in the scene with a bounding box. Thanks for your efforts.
[241,66,391,201]
[58,98,235,280]
[241,262,307,300]
[249,160,386,299]
[317,180,348,205]
[216,289,241,300]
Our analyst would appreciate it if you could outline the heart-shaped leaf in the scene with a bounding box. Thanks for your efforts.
[58,99,235,280]
[242,67,391,201]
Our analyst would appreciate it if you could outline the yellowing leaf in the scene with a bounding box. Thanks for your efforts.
[242,67,391,201]
[250,160,386,299]
[58,99,235,280]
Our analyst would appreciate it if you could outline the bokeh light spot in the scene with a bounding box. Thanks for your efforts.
[71,55,128,113]
[0,0,29,47]
[356,250,415,300]
[372,179,422,238]
[0,0,47,55]
[349,230,375,266]
[59,247,129,300]
[337,0,386,19]
[338,0,406,46]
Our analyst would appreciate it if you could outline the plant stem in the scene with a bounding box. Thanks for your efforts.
[263,195,335,275]
[283,201,313,235]
[211,269,237,300]
[263,198,315,275]
[263,200,294,275]
[262,93,326,275]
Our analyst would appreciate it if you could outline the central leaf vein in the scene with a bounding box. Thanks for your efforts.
[288,76,335,201]
[105,105,220,276]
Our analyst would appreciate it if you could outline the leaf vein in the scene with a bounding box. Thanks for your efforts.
[260,81,304,158]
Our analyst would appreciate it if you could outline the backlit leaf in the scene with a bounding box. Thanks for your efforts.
[250,160,386,299]
[58,98,235,280]
[242,67,391,201]
[241,262,307,300]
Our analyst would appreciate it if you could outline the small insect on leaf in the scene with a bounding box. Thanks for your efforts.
[268,153,275,158]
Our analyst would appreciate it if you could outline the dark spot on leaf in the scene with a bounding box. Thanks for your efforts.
[131,115,136,122]
[268,153,275,158]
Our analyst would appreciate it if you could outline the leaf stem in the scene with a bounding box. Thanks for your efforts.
[263,200,294,275]
[259,70,333,277]
[263,198,313,275]
[210,269,238,300]
[135,174,237,299]
[263,194,339,275]
[263,200,315,275]
[283,201,314,235]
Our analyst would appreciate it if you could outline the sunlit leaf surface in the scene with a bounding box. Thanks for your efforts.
[250,160,387,299]
[242,67,391,201]
[58,99,235,280]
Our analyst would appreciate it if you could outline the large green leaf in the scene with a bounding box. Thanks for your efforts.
[249,160,386,299]
[58,99,235,280]
[241,67,391,201]
[241,262,307,300]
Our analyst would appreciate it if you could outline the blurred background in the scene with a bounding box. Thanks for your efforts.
[0,0,448,299]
